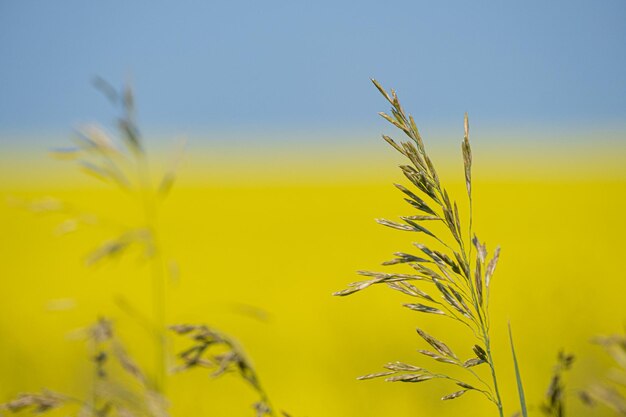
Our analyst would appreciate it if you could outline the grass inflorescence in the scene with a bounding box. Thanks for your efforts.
[335,79,507,415]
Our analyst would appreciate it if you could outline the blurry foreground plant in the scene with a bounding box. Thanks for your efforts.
[2,81,291,417]
[170,325,289,417]
[581,333,626,415]
[540,351,575,417]
[47,78,181,393]
[0,318,167,417]
[0,319,289,417]
[335,80,531,416]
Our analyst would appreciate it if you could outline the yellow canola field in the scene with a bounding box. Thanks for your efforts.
[0,141,625,417]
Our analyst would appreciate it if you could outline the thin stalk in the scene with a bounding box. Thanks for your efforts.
[136,152,167,394]
[464,366,496,395]
[482,329,504,417]
[90,339,99,415]
[465,156,502,417]
[430,373,496,404]
[469,245,502,416]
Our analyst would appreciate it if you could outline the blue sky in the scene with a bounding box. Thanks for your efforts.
[1,0,625,139]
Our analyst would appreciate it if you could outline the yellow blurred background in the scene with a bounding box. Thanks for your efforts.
[1,135,625,417]
[2,1,626,415]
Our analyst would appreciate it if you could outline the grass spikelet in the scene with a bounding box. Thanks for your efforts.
[404,303,445,315]
[442,390,467,400]
[416,328,457,359]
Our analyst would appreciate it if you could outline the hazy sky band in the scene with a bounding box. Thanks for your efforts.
[1,0,625,137]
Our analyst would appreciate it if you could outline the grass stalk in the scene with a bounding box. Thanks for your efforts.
[336,79,506,415]
[483,330,504,417]
[137,151,168,394]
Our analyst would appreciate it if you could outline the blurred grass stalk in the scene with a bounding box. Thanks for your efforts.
[51,78,175,394]
[39,79,288,415]
[137,130,168,394]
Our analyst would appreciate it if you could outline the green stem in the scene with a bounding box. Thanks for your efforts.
[149,224,167,394]
[430,372,495,404]
[483,331,504,417]
[137,153,167,394]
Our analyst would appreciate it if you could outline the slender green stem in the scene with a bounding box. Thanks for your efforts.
[462,202,503,417]
[430,372,496,404]
[464,366,496,394]
[149,223,167,394]
[483,330,504,417]
[90,339,99,414]
[137,153,167,394]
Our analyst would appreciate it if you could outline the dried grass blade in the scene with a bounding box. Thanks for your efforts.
[472,235,487,263]
[442,390,467,400]
[463,357,486,368]
[453,201,462,239]
[357,371,395,380]
[382,134,405,155]
[434,251,462,275]
[457,381,476,390]
[424,155,440,187]
[371,79,393,103]
[394,183,436,215]
[379,112,409,134]
[473,345,488,361]
[462,113,472,199]
[408,115,426,152]
[454,251,470,279]
[485,246,501,289]
[384,362,423,372]
[418,350,457,364]
[402,219,436,237]
[404,303,445,315]
[416,328,457,359]
[376,218,415,231]
[434,279,468,316]
[386,374,434,383]
[403,215,440,221]
[475,258,483,306]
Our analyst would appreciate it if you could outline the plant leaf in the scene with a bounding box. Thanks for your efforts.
[509,322,528,417]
